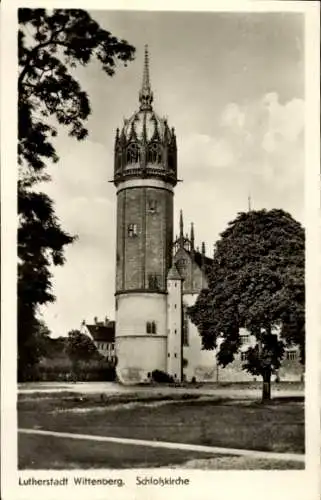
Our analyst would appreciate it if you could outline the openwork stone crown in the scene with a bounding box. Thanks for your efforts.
[113,45,177,186]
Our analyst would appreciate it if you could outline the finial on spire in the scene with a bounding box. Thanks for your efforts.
[248,193,252,212]
[139,44,153,111]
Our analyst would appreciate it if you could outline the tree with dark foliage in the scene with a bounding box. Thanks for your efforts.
[66,330,101,363]
[188,209,305,400]
[18,9,135,380]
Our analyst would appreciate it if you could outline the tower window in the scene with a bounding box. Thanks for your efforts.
[147,143,162,164]
[148,199,158,213]
[146,321,157,334]
[128,223,138,237]
[126,143,140,164]
[168,151,175,170]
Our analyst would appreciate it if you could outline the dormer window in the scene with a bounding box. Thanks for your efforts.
[126,143,140,164]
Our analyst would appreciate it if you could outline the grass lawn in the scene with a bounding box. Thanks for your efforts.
[18,433,215,469]
[18,434,303,470]
[18,392,304,470]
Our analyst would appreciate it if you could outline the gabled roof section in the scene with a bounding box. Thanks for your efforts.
[86,322,115,342]
[167,263,183,280]
[192,251,213,270]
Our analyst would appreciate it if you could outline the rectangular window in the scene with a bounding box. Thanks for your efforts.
[240,335,250,345]
[241,352,247,361]
[128,223,138,237]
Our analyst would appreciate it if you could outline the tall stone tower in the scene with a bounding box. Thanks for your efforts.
[113,46,178,384]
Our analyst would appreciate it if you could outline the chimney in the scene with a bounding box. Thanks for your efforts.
[94,316,98,325]
[104,316,109,326]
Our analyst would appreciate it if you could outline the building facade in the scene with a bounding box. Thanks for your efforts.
[81,317,116,362]
[112,46,303,385]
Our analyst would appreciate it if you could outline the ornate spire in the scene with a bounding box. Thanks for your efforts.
[139,45,153,111]
[190,223,195,252]
[179,209,184,247]
[201,242,206,268]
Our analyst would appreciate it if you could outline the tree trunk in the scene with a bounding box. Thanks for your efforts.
[262,368,271,401]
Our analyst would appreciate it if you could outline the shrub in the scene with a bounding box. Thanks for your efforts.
[35,357,116,382]
[151,370,174,384]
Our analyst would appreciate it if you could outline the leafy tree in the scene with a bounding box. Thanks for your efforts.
[66,329,101,364]
[18,9,135,379]
[188,209,305,401]
[18,317,51,381]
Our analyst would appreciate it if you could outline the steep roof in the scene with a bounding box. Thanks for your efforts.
[86,322,115,342]
[192,250,213,270]
[167,263,183,280]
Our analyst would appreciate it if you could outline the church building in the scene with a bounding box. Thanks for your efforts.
[112,46,302,385]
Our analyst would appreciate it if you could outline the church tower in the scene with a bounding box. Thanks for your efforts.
[113,46,178,384]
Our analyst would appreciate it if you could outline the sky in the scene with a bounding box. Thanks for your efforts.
[38,10,305,337]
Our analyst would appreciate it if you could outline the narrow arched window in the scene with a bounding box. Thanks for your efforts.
[147,143,162,164]
[126,143,140,164]
[168,150,175,170]
[146,321,156,334]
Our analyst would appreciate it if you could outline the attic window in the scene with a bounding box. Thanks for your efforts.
[176,258,187,273]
